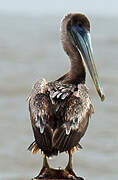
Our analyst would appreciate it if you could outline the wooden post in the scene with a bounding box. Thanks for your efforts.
[31,167,84,180]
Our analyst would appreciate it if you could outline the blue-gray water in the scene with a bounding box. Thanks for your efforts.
[0,13,118,180]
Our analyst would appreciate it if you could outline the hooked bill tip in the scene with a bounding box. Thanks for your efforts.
[96,85,105,102]
[98,89,105,102]
[101,94,105,102]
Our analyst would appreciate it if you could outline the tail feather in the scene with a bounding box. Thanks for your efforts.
[31,125,58,157]
[60,135,69,151]
[52,126,82,152]
[28,141,40,154]
[64,130,76,151]
[34,125,52,151]
[52,126,65,148]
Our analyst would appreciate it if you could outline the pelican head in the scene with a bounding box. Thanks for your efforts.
[61,13,105,102]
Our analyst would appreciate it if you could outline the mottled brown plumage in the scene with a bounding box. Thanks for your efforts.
[28,79,94,156]
[28,13,105,176]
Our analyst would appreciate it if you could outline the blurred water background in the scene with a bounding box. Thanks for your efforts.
[0,0,118,180]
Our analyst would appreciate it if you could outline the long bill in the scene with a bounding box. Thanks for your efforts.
[69,25,105,101]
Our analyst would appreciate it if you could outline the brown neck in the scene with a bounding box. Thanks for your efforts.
[57,41,86,85]
[57,16,86,85]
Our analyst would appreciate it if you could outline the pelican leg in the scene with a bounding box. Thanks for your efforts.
[65,149,76,176]
[43,154,49,168]
[37,152,77,179]
[65,149,73,171]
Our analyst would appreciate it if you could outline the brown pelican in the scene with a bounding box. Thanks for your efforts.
[28,13,105,177]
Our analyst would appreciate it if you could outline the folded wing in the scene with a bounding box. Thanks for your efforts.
[28,79,57,157]
[52,84,94,152]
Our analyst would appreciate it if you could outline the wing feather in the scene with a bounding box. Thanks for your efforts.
[28,79,57,157]
[52,84,94,152]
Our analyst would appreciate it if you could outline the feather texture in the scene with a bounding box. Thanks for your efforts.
[28,79,94,156]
